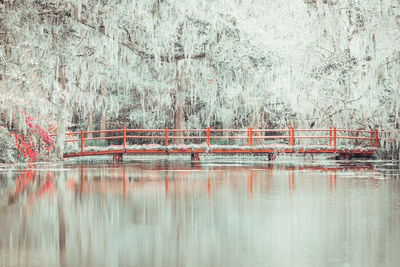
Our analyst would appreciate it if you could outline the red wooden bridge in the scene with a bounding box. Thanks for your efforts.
[61,127,384,162]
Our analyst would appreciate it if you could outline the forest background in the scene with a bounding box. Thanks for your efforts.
[1,0,399,162]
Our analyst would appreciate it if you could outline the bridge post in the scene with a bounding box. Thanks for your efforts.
[370,130,373,148]
[375,129,379,148]
[80,129,84,156]
[288,127,291,146]
[249,127,253,147]
[329,127,332,147]
[291,128,295,146]
[247,127,250,146]
[334,127,337,151]
[206,127,210,147]
[123,126,126,151]
[165,127,168,147]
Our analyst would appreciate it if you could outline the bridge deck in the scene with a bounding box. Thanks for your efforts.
[64,144,376,158]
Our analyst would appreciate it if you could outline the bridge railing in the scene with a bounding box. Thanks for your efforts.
[61,127,380,155]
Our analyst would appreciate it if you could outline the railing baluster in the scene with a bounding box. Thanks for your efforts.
[370,130,373,148]
[291,128,295,147]
[375,129,378,148]
[206,127,211,147]
[288,127,291,146]
[329,127,332,147]
[249,127,253,147]
[123,126,126,150]
[334,127,337,151]
[165,127,168,147]
[81,129,84,155]
[245,128,247,146]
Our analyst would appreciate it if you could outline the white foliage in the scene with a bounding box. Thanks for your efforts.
[0,0,398,142]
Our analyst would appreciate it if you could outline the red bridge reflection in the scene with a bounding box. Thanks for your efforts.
[8,162,383,207]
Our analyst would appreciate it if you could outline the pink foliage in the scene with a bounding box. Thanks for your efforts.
[8,112,55,163]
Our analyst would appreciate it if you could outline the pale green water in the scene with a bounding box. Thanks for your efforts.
[0,159,399,267]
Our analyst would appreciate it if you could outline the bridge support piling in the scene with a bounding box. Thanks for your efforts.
[113,154,123,164]
[191,153,200,161]
[337,153,351,160]
[268,153,275,161]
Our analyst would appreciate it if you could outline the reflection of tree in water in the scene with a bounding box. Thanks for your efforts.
[0,162,397,266]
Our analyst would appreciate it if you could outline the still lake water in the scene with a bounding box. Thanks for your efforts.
[1,157,400,267]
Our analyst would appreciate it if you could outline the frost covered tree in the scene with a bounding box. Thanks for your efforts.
[66,0,285,139]
[0,0,399,159]
[301,0,400,131]
[1,0,116,157]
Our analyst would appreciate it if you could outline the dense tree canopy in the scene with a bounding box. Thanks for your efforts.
[0,0,399,159]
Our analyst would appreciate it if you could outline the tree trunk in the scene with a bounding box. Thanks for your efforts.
[100,109,107,137]
[87,60,94,138]
[173,64,184,144]
[100,74,107,138]
[252,103,269,145]
[87,107,93,138]
[251,104,261,145]
[55,61,67,159]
